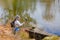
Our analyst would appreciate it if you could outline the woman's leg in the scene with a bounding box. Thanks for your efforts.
[14,27,19,35]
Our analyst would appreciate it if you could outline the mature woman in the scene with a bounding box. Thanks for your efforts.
[11,15,25,34]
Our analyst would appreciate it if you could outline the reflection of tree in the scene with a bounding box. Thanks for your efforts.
[1,0,56,24]
[40,0,55,21]
[2,0,36,27]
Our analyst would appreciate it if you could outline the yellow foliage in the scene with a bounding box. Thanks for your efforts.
[16,28,29,39]
[43,36,60,40]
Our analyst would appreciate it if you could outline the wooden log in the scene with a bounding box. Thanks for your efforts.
[26,30,48,40]
[35,32,47,40]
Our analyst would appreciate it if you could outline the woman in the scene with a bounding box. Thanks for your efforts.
[11,15,25,34]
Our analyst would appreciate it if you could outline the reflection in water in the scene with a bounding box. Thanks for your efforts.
[30,0,60,36]
[41,0,55,21]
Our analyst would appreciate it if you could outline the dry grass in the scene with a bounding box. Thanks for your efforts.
[15,28,34,40]
[43,35,60,40]
[0,21,35,40]
[0,22,15,40]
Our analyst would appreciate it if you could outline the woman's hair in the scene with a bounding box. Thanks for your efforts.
[15,15,20,19]
[11,19,16,27]
[11,15,20,27]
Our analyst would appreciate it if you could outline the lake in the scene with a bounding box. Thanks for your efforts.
[29,0,60,36]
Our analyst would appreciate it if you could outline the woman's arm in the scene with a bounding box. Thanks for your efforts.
[15,21,25,27]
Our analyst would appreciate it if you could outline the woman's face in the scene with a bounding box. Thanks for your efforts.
[17,17,20,21]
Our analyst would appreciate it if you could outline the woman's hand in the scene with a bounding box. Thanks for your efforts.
[23,22,25,24]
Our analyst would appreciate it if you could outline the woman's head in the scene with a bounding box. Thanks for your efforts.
[15,15,20,20]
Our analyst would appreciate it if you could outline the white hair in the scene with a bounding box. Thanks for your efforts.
[15,15,20,19]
